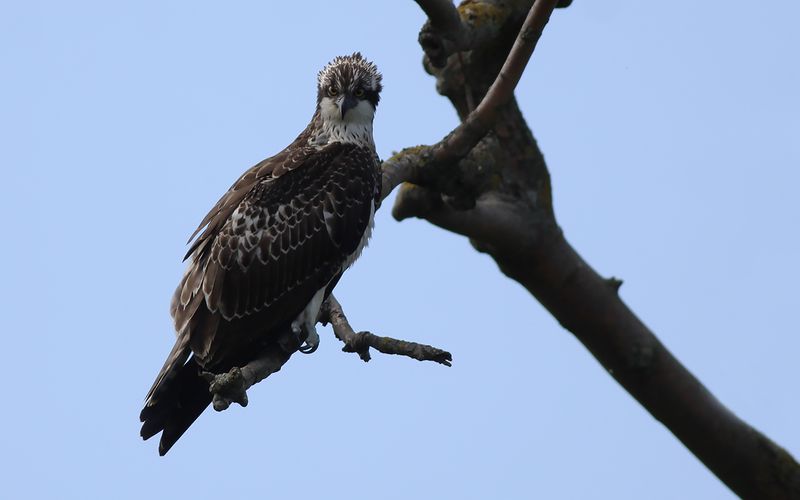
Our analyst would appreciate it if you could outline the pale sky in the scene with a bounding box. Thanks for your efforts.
[2,1,798,499]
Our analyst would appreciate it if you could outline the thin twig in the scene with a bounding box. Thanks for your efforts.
[320,295,452,366]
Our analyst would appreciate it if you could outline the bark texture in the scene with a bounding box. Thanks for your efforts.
[382,1,800,498]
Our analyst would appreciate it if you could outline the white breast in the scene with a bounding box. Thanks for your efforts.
[291,201,375,351]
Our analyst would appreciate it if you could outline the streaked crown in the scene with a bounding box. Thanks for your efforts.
[317,52,383,109]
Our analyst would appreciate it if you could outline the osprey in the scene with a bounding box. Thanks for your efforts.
[140,53,383,455]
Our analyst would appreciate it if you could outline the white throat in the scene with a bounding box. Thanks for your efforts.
[311,97,375,150]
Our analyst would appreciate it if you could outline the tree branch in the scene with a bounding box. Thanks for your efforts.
[203,293,452,413]
[382,0,559,197]
[381,146,433,202]
[414,0,463,39]
[415,0,465,68]
[203,345,293,411]
[416,0,572,69]
[504,231,800,499]
[431,0,558,166]
[319,295,452,366]
[386,0,800,497]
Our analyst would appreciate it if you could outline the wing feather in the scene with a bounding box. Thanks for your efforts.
[171,142,379,368]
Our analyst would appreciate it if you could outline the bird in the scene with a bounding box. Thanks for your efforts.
[140,53,383,455]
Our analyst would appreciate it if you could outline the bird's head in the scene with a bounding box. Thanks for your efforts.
[316,53,382,126]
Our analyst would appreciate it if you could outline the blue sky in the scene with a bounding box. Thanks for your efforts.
[2,1,798,499]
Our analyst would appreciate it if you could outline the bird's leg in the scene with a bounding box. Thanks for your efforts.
[293,287,326,354]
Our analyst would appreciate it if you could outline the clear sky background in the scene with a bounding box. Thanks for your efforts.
[2,1,798,499]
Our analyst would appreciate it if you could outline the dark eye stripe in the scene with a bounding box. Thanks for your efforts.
[362,89,380,107]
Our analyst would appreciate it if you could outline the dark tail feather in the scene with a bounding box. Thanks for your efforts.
[140,349,212,455]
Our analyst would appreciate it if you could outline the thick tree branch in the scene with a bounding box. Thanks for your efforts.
[320,295,452,366]
[382,0,800,497]
[505,231,800,499]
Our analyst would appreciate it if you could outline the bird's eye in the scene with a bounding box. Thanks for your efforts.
[328,86,339,97]
[354,88,365,98]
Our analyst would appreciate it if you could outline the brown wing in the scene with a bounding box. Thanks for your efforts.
[182,138,321,261]
[172,141,379,368]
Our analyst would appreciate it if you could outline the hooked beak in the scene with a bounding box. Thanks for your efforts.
[340,93,358,119]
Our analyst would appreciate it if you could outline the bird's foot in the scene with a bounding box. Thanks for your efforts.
[202,367,249,412]
[288,322,319,354]
[298,326,319,354]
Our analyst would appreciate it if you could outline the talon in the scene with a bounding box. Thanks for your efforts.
[299,341,318,354]
[299,328,320,354]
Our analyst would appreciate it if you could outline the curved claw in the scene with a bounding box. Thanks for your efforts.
[298,327,320,354]
[299,340,319,354]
